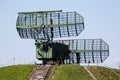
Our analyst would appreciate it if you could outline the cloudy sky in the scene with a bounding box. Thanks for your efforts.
[0,0,120,68]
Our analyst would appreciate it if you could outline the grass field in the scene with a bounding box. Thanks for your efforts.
[88,66,120,80]
[48,64,93,80]
[48,64,120,80]
[0,64,34,80]
[0,64,120,80]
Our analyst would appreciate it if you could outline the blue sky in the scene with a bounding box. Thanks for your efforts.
[0,0,120,68]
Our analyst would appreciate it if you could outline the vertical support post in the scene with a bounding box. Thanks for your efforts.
[20,15,22,26]
[35,14,37,25]
[21,28,23,38]
[76,40,80,64]
[100,39,103,62]
[25,29,28,38]
[71,52,74,64]
[46,13,50,40]
[30,14,31,26]
[74,12,78,36]
[42,13,46,38]
[92,39,95,63]
[71,40,74,64]
[69,55,71,64]
[17,16,19,26]
[84,40,87,63]
[30,28,33,38]
[31,14,33,26]
[71,40,74,53]
[76,53,80,64]
[58,13,61,37]
[24,15,26,26]
[30,14,33,38]
[76,40,78,50]
[66,12,70,37]
[79,52,81,66]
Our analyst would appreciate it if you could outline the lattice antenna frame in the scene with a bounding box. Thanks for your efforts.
[16,10,84,41]
[56,39,109,63]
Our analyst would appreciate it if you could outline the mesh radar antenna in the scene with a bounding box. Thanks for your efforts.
[16,10,109,64]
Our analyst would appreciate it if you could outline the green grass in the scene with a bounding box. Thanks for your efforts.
[0,64,120,80]
[0,64,35,80]
[48,64,93,80]
[88,66,120,80]
[48,64,120,80]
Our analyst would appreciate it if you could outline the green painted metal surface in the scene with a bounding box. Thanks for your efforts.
[18,10,62,14]
[36,43,52,59]
[35,42,70,60]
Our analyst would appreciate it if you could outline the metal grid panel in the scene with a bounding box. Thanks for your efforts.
[16,11,84,39]
[57,39,109,63]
